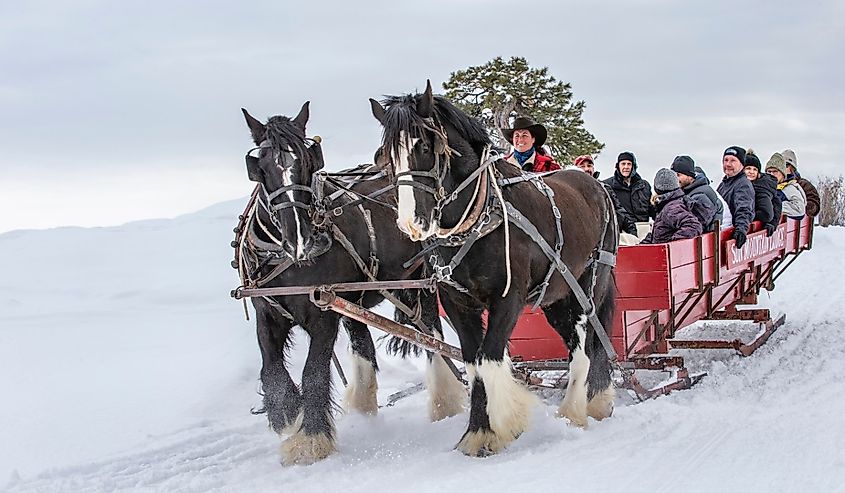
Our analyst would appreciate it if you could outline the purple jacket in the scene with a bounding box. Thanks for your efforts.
[642,189,703,244]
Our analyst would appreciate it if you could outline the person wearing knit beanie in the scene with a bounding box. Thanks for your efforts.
[717,145,755,248]
[780,148,820,216]
[767,152,807,218]
[673,156,721,231]
[765,152,788,180]
[602,150,653,222]
[744,149,781,236]
[642,168,702,244]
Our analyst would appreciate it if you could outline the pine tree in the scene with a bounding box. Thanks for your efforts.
[442,56,603,165]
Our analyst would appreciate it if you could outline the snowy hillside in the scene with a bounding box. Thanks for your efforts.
[1,203,843,493]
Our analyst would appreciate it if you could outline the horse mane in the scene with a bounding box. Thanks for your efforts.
[379,94,490,157]
[264,115,318,168]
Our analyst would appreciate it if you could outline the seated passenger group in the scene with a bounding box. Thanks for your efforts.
[501,117,820,248]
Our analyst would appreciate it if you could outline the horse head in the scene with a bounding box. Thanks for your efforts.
[370,81,491,241]
[242,102,327,261]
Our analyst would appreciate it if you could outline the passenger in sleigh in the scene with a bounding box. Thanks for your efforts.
[743,149,782,236]
[641,168,702,244]
[501,117,561,173]
[717,146,755,248]
[670,155,720,232]
[766,152,807,220]
[573,154,638,238]
[602,151,654,223]
[781,149,820,217]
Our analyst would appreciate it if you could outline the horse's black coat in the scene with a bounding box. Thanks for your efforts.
[240,104,446,463]
[372,84,618,454]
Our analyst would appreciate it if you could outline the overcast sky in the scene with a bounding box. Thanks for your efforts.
[1,0,843,233]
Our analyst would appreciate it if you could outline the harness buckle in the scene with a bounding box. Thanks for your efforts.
[432,207,442,222]
[434,263,453,280]
[332,207,343,217]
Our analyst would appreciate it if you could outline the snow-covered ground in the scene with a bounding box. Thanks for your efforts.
[1,202,843,493]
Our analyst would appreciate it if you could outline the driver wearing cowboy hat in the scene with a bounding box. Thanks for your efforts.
[502,116,561,173]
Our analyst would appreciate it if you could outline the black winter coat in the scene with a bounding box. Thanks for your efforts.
[603,183,638,235]
[717,172,755,234]
[751,174,781,231]
[682,174,723,231]
[642,189,703,244]
[603,171,653,222]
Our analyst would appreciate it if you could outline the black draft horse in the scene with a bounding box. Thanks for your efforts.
[370,83,618,456]
[239,103,465,465]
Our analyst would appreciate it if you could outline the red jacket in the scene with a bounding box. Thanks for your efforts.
[505,149,561,173]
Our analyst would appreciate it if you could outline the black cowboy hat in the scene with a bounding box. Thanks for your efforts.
[502,116,548,149]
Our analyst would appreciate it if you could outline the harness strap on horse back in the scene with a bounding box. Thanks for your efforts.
[503,202,618,361]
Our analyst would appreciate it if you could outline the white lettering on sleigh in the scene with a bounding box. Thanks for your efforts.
[726,228,786,269]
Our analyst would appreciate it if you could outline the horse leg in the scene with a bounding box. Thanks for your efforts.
[585,285,616,421]
[342,317,379,415]
[281,311,340,466]
[544,297,591,427]
[254,299,303,435]
[416,288,466,421]
[456,295,537,457]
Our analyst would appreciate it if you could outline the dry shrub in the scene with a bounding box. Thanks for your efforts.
[817,175,845,227]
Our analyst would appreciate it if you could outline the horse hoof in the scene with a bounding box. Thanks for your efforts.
[556,405,588,428]
[280,432,336,466]
[586,387,615,421]
[344,383,379,416]
[455,429,509,457]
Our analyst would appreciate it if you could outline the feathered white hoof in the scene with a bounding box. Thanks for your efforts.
[586,386,615,421]
[455,429,509,457]
[426,356,467,422]
[475,358,537,440]
[557,400,589,428]
[280,431,336,466]
[343,354,378,415]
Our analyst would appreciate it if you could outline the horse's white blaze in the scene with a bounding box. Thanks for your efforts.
[392,131,423,239]
[425,336,467,421]
[278,150,305,259]
[344,353,378,415]
[558,314,590,427]
[475,355,538,442]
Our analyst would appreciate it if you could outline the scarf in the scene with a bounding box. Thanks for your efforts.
[777,178,797,191]
[513,147,535,167]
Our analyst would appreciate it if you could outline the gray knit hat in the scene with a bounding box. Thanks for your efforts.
[654,168,680,194]
[765,152,788,177]
[781,149,798,171]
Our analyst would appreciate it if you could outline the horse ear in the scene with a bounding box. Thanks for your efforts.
[417,80,434,118]
[242,108,266,145]
[370,98,386,124]
[292,101,310,130]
